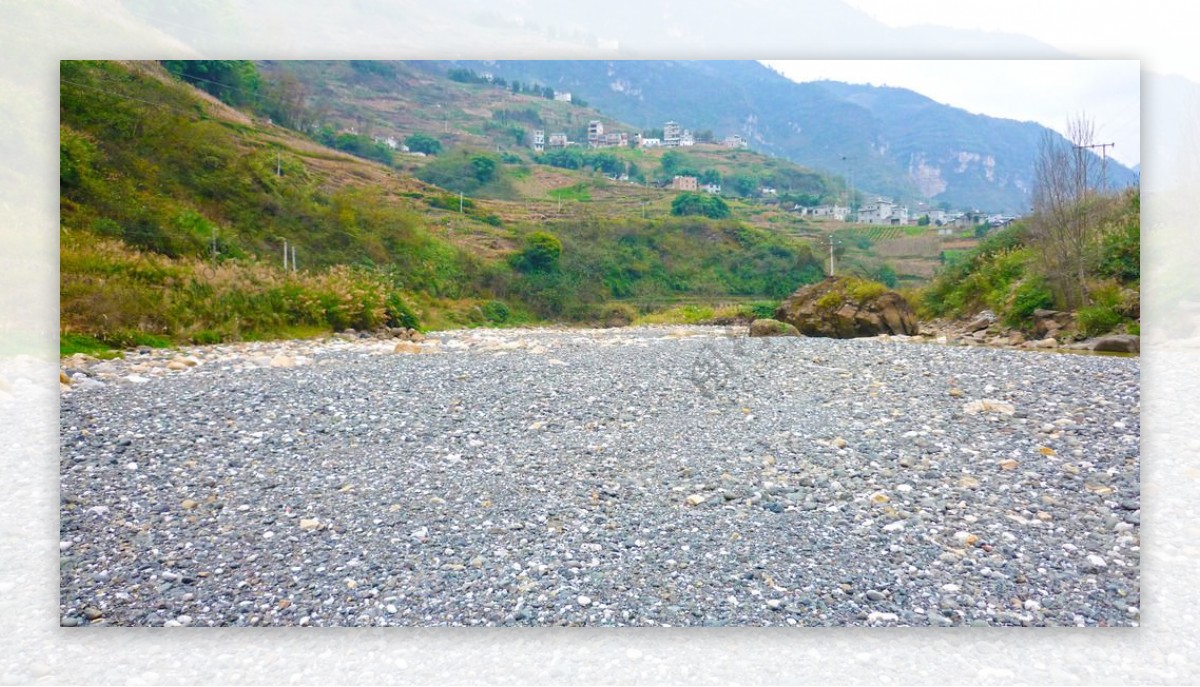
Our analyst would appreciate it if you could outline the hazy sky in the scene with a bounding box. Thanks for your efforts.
[775,0,1169,168]
[760,59,1141,168]
[842,0,1197,81]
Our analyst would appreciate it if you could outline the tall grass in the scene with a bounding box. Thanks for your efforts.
[60,236,421,350]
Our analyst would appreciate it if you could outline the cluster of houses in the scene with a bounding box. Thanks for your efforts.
[798,197,1017,228]
[532,120,748,152]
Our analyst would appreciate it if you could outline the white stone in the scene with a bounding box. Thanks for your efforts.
[963,399,1015,415]
[577,595,592,607]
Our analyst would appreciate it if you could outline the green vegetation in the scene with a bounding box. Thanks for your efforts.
[536,148,638,180]
[160,60,261,107]
[920,188,1139,335]
[547,183,592,202]
[671,192,730,219]
[415,149,516,199]
[405,133,442,155]
[313,126,394,165]
[631,301,780,326]
[60,60,836,354]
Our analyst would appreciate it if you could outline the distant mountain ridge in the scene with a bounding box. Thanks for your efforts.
[450,60,1137,213]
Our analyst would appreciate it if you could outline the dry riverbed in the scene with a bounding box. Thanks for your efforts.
[59,326,1139,626]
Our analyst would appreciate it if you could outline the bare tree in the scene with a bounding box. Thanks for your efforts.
[1029,113,1105,310]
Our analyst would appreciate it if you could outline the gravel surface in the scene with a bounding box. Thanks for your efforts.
[58,326,1140,627]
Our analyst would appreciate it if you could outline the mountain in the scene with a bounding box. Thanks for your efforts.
[60,60,836,347]
[449,60,1137,213]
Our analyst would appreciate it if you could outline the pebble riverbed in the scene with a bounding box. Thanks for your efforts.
[58,326,1140,627]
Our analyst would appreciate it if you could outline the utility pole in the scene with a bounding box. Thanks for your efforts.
[1077,142,1115,192]
[291,243,297,272]
[459,191,464,213]
[279,238,289,271]
[276,149,282,177]
[841,155,856,223]
[211,224,218,265]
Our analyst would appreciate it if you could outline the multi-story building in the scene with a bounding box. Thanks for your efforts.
[671,175,698,191]
[856,197,910,225]
[663,121,682,147]
[587,120,604,146]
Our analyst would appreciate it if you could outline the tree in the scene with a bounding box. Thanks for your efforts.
[730,173,758,198]
[660,150,686,176]
[1028,114,1105,309]
[162,60,261,107]
[512,231,562,272]
[259,68,311,130]
[671,192,730,219]
[471,155,497,183]
[405,133,442,155]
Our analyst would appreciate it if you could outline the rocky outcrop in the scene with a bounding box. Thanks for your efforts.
[1090,334,1140,354]
[748,319,800,337]
[1032,309,1075,340]
[774,277,918,339]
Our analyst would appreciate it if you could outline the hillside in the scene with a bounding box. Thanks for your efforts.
[447,60,1137,214]
[255,60,848,207]
[59,60,828,352]
[254,58,964,284]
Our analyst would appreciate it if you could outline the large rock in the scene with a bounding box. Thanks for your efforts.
[774,277,918,339]
[1032,309,1074,339]
[1091,334,1140,354]
[964,310,996,333]
[748,319,800,337]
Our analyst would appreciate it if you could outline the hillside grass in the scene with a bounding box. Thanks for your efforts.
[59,60,838,354]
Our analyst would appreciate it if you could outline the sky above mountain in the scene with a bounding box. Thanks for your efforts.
[762,60,1140,168]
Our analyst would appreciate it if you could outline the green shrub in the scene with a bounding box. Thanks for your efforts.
[1077,304,1123,337]
[60,333,121,358]
[190,329,223,345]
[1006,278,1054,328]
[739,301,779,320]
[671,192,730,219]
[511,231,562,273]
[846,277,888,302]
[815,290,843,310]
[481,300,511,324]
[385,292,420,329]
